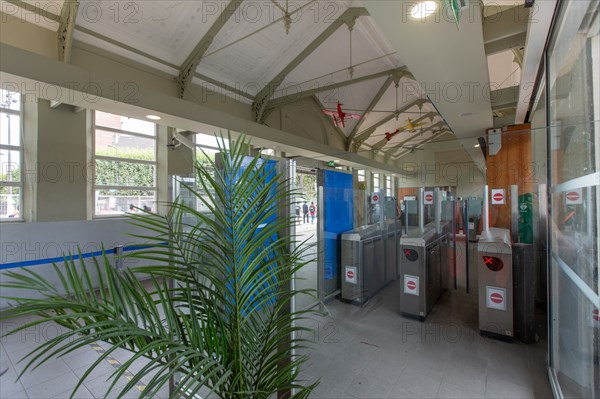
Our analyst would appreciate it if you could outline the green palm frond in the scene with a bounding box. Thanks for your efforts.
[0,133,319,399]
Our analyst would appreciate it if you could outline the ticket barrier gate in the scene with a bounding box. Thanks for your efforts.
[384,219,401,284]
[340,224,385,305]
[478,227,513,339]
[399,225,443,320]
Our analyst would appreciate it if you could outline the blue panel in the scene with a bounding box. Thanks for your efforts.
[323,170,354,282]
[224,156,278,313]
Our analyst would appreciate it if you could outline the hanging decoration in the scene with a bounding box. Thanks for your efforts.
[272,0,292,34]
[444,0,461,29]
[347,24,354,79]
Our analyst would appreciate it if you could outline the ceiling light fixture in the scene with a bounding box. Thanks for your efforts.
[146,115,161,120]
[409,1,438,19]
[474,144,480,147]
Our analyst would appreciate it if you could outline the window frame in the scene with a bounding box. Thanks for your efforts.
[357,169,366,182]
[373,172,380,192]
[386,175,393,196]
[92,111,157,218]
[0,91,23,222]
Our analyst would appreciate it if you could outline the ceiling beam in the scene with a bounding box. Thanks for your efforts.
[176,0,244,99]
[393,131,452,160]
[352,98,427,147]
[195,72,255,101]
[369,112,438,151]
[386,121,446,157]
[252,7,370,123]
[484,32,527,55]
[2,0,60,22]
[74,26,255,101]
[345,73,396,149]
[268,67,405,112]
[483,5,529,55]
[311,95,347,143]
[390,125,449,159]
[58,0,79,63]
[491,85,520,110]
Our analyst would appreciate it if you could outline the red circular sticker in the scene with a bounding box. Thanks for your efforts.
[407,281,417,290]
[425,194,433,202]
[493,193,503,202]
[566,192,580,201]
[347,270,354,279]
[490,293,503,304]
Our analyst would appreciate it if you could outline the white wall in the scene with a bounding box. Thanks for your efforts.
[0,219,155,309]
[396,148,484,199]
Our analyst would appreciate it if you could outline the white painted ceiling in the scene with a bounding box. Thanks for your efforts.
[5,0,531,163]
[365,0,495,165]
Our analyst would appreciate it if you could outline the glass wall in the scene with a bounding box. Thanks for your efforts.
[547,1,599,397]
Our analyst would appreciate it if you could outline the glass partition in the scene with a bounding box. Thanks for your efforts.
[546,1,600,397]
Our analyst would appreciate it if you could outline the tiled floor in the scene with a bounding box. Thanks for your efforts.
[296,284,553,399]
[1,280,553,398]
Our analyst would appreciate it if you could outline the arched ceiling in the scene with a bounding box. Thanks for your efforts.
[4,0,531,165]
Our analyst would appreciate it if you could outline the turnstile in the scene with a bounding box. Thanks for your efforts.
[399,226,443,320]
[384,220,401,284]
[513,243,536,343]
[478,228,513,339]
[341,224,385,305]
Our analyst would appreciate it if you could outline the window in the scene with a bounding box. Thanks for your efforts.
[194,133,221,214]
[0,89,22,220]
[373,173,380,192]
[386,175,392,196]
[357,169,365,182]
[93,111,156,216]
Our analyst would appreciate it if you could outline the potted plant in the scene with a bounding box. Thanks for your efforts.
[0,134,318,398]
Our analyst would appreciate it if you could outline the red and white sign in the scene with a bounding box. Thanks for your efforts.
[371,193,380,205]
[486,286,506,311]
[491,189,505,205]
[345,266,357,284]
[423,191,434,205]
[565,188,582,205]
[404,275,419,296]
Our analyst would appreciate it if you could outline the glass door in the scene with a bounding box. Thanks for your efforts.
[547,1,600,397]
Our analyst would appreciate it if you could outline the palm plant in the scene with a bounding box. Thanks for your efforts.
[0,134,319,398]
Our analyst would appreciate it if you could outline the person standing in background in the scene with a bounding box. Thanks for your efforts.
[302,202,309,223]
[309,202,316,224]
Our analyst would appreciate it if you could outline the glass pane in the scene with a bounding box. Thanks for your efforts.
[195,133,229,149]
[0,113,20,146]
[0,150,21,182]
[548,1,600,398]
[553,268,600,397]
[0,186,21,219]
[95,129,156,161]
[548,1,599,184]
[0,90,20,111]
[551,187,598,294]
[95,189,155,216]
[95,159,155,188]
[95,111,155,136]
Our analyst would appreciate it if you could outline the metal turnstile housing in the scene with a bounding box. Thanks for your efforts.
[341,225,385,305]
[384,220,401,285]
[399,226,443,320]
[478,228,513,339]
[513,243,536,343]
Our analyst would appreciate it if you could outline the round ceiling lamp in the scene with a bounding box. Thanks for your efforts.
[409,1,438,19]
